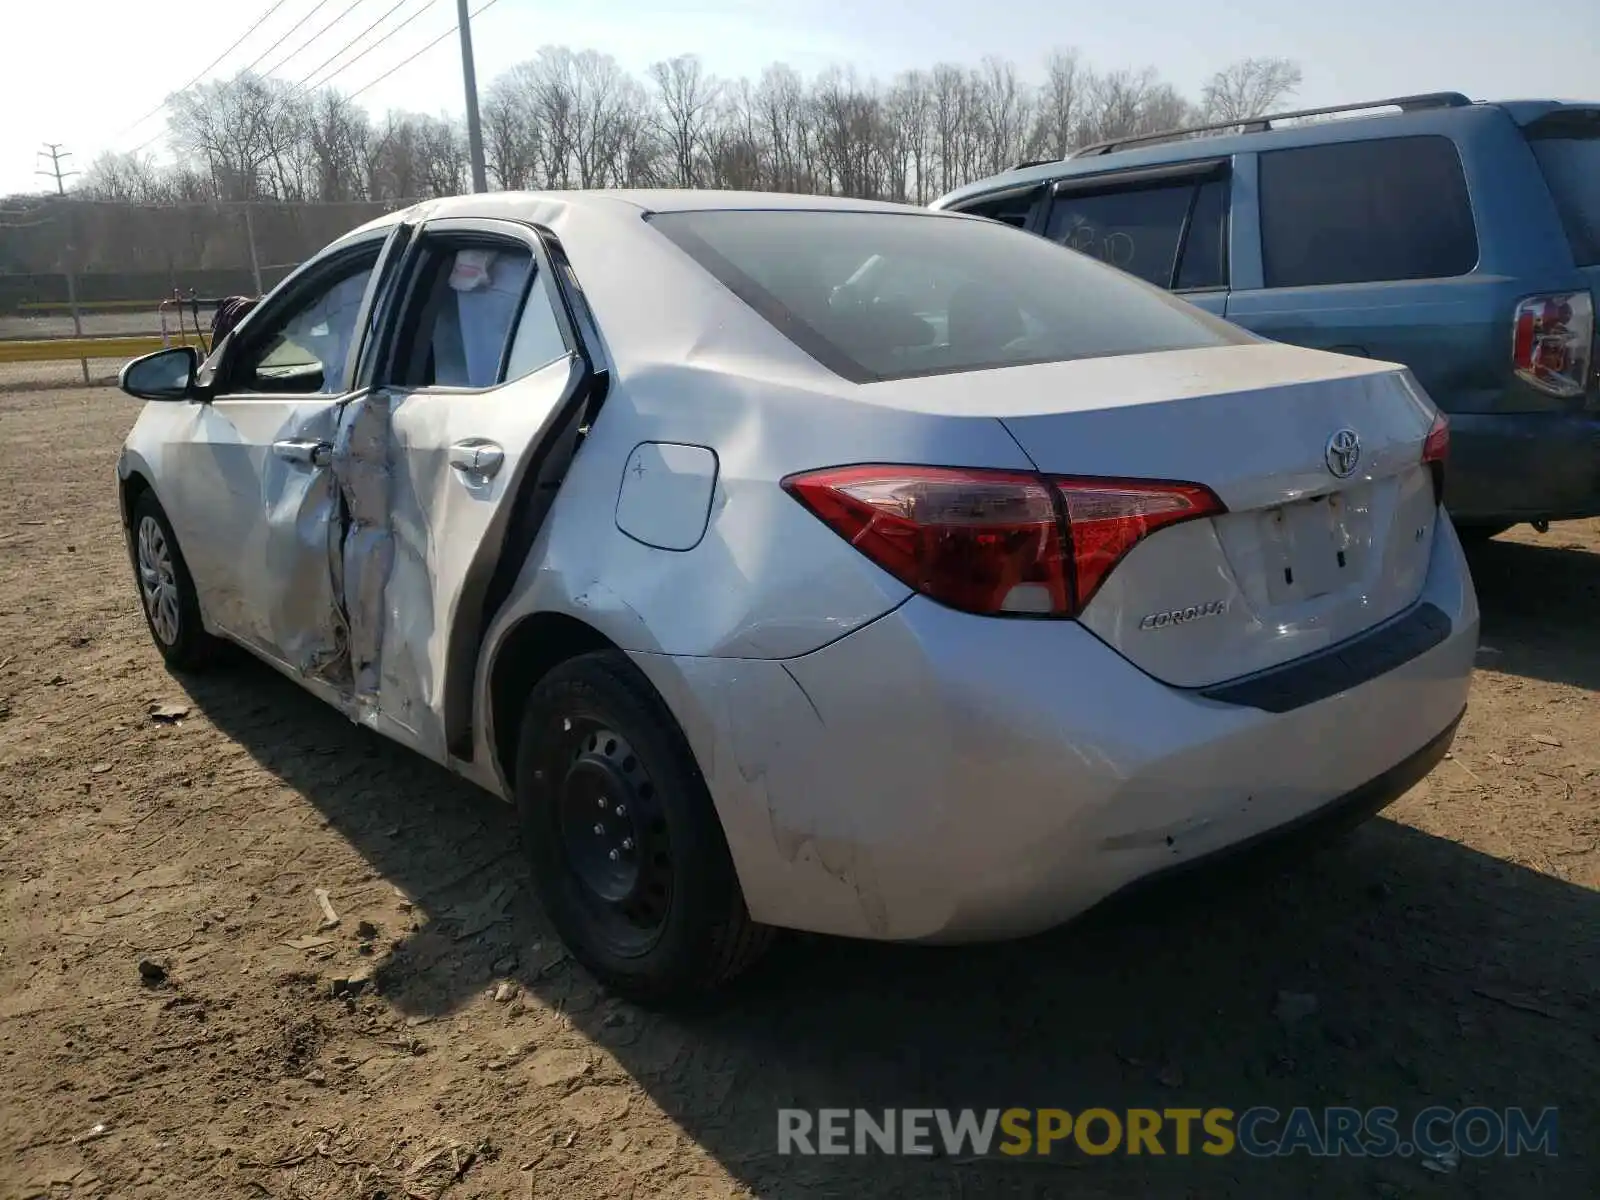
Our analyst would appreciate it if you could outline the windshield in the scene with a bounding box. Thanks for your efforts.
[648,208,1250,384]
[1527,111,1600,267]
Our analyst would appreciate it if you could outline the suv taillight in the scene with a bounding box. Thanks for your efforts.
[1422,412,1449,503]
[782,465,1224,617]
[1512,292,1593,398]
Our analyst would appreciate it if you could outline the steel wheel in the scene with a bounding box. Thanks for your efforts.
[136,514,181,646]
[516,650,773,1003]
[555,722,675,952]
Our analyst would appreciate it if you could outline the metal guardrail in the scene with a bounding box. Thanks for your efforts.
[16,299,167,313]
[0,335,171,364]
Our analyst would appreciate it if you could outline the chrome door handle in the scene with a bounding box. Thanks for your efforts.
[448,440,504,480]
[272,438,332,467]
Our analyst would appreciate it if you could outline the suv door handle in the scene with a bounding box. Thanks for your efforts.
[448,440,504,480]
[272,438,332,467]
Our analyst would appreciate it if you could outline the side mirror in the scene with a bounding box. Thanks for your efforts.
[119,346,199,402]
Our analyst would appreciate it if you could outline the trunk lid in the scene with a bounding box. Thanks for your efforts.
[990,342,1442,688]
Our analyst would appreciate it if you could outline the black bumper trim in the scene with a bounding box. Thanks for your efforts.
[1097,707,1464,906]
[1196,601,1452,714]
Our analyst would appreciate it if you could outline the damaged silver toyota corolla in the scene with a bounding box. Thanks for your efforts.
[115,191,1478,1004]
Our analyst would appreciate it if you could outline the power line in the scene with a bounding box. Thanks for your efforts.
[299,0,439,94]
[120,0,501,160]
[257,0,373,79]
[236,0,338,77]
[348,0,503,101]
[113,0,296,141]
[292,0,416,91]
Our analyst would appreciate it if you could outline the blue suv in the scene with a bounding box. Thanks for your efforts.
[933,94,1600,538]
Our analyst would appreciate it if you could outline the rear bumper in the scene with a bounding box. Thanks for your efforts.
[1445,409,1600,523]
[634,519,1479,943]
[1096,707,1460,908]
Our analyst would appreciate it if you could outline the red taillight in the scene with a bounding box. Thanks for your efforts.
[1055,479,1224,607]
[782,465,1224,617]
[1422,412,1449,503]
[1512,292,1594,398]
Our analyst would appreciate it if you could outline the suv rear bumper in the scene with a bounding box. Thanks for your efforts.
[1446,409,1600,523]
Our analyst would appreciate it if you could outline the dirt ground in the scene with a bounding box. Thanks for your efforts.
[1,384,1596,1200]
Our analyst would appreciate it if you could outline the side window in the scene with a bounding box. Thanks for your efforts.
[395,240,534,389]
[505,271,570,378]
[956,188,1041,229]
[229,252,379,395]
[1044,177,1228,290]
[1175,178,1228,290]
[1258,136,1479,288]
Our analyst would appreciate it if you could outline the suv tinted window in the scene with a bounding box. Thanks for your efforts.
[1526,112,1600,266]
[1176,179,1228,290]
[1259,136,1478,287]
[650,209,1249,384]
[1045,176,1226,290]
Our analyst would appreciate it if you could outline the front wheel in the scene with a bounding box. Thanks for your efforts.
[515,651,772,1005]
[130,491,222,671]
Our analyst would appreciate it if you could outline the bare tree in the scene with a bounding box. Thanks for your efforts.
[84,47,1303,207]
[168,74,285,200]
[1028,49,1088,161]
[756,64,810,193]
[1200,57,1303,123]
[649,54,721,187]
[78,152,172,203]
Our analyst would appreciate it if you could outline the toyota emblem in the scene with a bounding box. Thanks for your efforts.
[1325,429,1361,478]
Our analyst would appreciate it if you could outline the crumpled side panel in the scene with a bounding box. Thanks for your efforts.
[332,393,396,707]
[263,454,347,681]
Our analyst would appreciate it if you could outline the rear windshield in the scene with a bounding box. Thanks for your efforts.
[1527,111,1600,266]
[648,209,1250,383]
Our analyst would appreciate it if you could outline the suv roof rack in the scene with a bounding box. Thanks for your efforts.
[1069,92,1474,158]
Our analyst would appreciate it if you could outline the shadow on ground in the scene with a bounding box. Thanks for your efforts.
[1465,534,1600,692]
[180,651,1598,1199]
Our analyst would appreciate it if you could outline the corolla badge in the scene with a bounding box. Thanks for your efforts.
[1325,428,1361,478]
[1139,599,1228,631]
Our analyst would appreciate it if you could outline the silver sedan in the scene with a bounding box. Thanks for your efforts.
[114,191,1477,1003]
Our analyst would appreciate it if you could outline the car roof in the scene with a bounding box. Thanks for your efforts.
[934,97,1597,210]
[337,188,951,247]
[327,188,986,395]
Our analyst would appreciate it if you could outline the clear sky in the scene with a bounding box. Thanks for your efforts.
[4,0,1597,195]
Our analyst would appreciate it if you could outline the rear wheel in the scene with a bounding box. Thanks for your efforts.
[130,491,222,671]
[515,651,772,1005]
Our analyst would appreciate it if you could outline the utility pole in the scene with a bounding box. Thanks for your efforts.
[36,143,78,195]
[456,0,488,193]
[37,143,87,381]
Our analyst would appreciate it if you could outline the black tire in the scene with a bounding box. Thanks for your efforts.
[129,491,222,672]
[1454,522,1513,544]
[515,650,772,1005]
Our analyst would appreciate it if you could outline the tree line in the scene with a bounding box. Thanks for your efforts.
[79,49,1301,207]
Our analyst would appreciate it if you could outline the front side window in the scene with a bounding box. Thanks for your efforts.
[229,251,379,395]
[1258,136,1479,287]
[649,208,1250,384]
